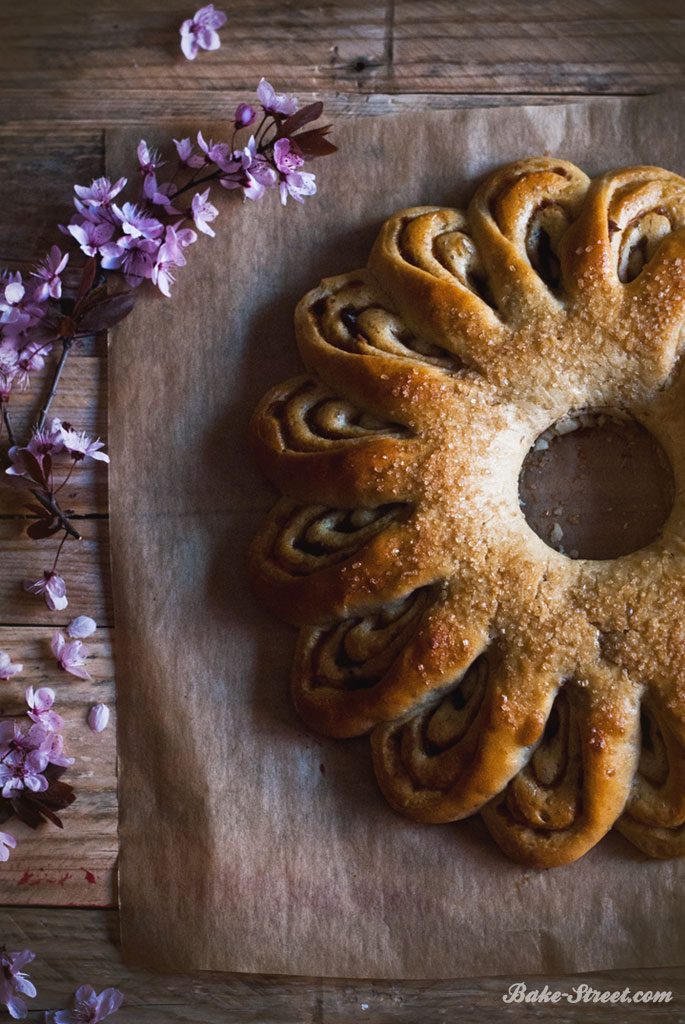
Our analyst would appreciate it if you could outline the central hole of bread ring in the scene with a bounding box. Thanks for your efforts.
[518,410,675,560]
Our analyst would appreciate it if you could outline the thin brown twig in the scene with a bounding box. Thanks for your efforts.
[170,168,222,200]
[37,337,74,433]
[2,404,17,447]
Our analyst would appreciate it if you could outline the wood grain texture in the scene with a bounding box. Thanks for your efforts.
[2,0,684,102]
[2,0,685,1018]
[392,0,685,93]
[1,908,684,1023]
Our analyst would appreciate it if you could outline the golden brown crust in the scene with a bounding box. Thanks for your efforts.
[250,156,685,866]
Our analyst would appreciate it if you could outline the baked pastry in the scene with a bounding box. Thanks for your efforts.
[250,157,685,867]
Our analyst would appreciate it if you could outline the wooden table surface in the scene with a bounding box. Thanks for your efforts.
[1,2,685,1020]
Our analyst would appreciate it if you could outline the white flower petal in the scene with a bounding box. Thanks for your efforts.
[67,615,97,639]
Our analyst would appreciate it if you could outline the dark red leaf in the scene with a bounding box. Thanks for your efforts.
[17,450,47,487]
[25,502,54,518]
[26,519,61,540]
[59,315,77,339]
[291,126,338,157]
[44,782,76,808]
[74,256,97,307]
[280,101,324,137]
[25,800,64,829]
[10,797,44,830]
[11,775,75,830]
[77,290,137,333]
[76,281,107,315]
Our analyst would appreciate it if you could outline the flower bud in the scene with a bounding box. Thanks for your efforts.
[234,102,256,129]
[88,703,110,733]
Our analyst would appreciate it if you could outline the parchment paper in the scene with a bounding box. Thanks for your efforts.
[108,92,685,978]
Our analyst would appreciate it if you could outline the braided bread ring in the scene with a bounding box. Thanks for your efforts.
[250,157,685,866]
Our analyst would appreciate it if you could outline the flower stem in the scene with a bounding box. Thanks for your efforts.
[2,404,17,447]
[29,489,81,541]
[51,530,69,573]
[36,337,74,434]
[170,169,222,200]
[53,459,77,496]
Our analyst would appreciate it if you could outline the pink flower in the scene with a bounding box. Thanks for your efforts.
[234,102,256,128]
[151,226,191,298]
[68,616,97,639]
[273,138,316,205]
[28,417,64,458]
[15,339,53,390]
[256,77,298,117]
[42,730,74,769]
[25,571,68,612]
[50,985,123,1024]
[170,224,198,249]
[0,276,30,330]
[65,219,115,259]
[26,686,63,732]
[142,174,181,216]
[7,418,64,478]
[31,246,69,302]
[99,236,158,288]
[51,632,91,680]
[112,202,164,242]
[180,4,227,60]
[173,137,205,169]
[0,652,22,680]
[240,136,277,200]
[0,948,37,1020]
[0,712,72,771]
[73,176,127,208]
[191,188,219,237]
[196,131,232,170]
[216,148,251,191]
[0,341,18,400]
[274,137,304,175]
[215,137,276,199]
[137,140,165,176]
[59,424,109,463]
[0,746,49,798]
[88,704,110,733]
[0,832,16,861]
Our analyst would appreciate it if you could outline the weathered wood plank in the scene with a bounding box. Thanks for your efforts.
[0,629,116,907]
[1,907,684,1023]
[392,0,685,93]
[0,126,103,263]
[0,91,595,127]
[0,0,390,95]
[0,0,683,112]
[0,519,112,626]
